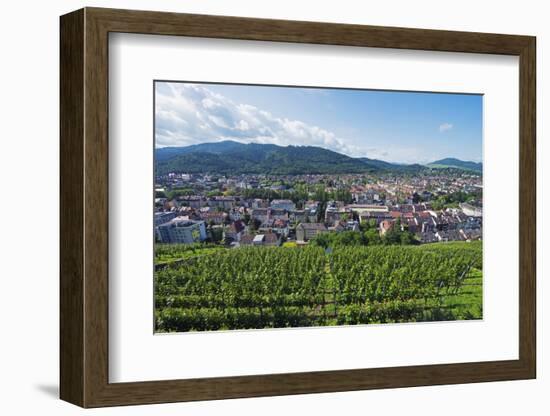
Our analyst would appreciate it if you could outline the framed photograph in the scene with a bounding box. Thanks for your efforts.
[60,7,536,408]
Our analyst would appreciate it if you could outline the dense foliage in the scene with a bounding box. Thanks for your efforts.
[155,141,481,176]
[428,158,482,172]
[155,242,482,332]
[155,243,224,265]
[310,219,416,248]
[430,190,482,210]
[155,143,378,175]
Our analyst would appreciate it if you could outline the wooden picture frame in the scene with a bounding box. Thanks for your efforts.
[60,7,536,408]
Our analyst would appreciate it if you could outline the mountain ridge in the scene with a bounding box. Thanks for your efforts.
[155,141,380,175]
[427,157,482,172]
[155,140,481,175]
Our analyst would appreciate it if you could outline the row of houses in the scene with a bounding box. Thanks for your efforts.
[378,212,482,243]
[167,196,322,223]
[226,220,360,245]
[323,202,436,224]
[418,228,482,243]
[154,214,481,246]
[174,196,297,211]
[155,199,482,245]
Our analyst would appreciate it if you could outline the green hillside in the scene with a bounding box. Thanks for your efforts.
[155,141,380,175]
[155,241,482,332]
[427,158,482,172]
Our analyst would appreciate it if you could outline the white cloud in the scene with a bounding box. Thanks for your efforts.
[439,122,453,133]
[154,82,447,164]
[155,83,353,155]
[236,120,249,131]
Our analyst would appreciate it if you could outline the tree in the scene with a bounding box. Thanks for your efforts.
[395,217,402,230]
[382,229,400,245]
[166,188,194,199]
[317,201,327,223]
[334,231,365,247]
[400,231,416,245]
[334,189,353,204]
[313,185,328,202]
[364,229,382,245]
[310,233,333,249]
[209,227,223,243]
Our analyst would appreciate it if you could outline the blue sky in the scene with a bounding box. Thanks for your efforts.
[155,81,482,164]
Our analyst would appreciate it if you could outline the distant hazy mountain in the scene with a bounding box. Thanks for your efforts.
[356,157,396,170]
[155,140,381,175]
[357,157,427,173]
[427,158,482,172]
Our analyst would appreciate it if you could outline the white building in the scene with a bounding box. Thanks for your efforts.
[270,199,296,211]
[157,217,207,244]
[459,203,483,217]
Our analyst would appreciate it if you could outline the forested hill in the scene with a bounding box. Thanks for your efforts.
[427,158,482,172]
[155,141,381,175]
[155,140,480,175]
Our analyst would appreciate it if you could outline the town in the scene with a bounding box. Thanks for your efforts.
[152,84,484,331]
[154,170,482,248]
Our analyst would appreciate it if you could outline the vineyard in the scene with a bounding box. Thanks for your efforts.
[154,241,482,332]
